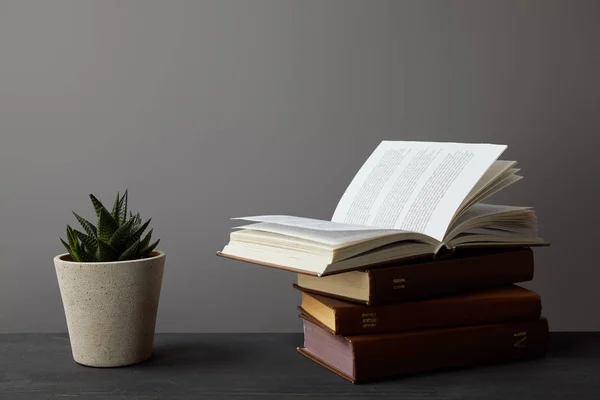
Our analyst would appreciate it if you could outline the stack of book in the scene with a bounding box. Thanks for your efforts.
[218,141,548,383]
[294,248,546,383]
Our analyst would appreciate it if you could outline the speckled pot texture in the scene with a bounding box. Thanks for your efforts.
[54,251,165,367]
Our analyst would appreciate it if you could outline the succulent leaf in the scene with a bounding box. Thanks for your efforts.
[66,225,77,249]
[97,207,119,243]
[89,194,106,219]
[108,218,135,251]
[71,250,81,262]
[97,239,119,262]
[72,212,97,238]
[111,191,121,224]
[141,239,160,258]
[73,229,98,254]
[139,228,153,251]
[60,237,71,254]
[127,218,151,247]
[77,242,93,262]
[66,228,81,262]
[119,240,140,261]
[119,190,128,225]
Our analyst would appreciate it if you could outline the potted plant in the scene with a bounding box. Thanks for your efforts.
[54,190,165,367]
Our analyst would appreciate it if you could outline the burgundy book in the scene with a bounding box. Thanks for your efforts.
[298,285,542,335]
[298,317,549,383]
[296,248,534,305]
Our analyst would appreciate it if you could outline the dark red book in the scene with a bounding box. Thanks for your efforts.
[298,317,549,383]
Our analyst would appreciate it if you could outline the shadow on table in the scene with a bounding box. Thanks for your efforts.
[547,332,600,357]
[141,337,244,368]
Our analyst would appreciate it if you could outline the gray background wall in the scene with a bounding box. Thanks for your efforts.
[1,0,598,333]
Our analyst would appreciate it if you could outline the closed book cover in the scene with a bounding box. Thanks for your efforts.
[298,285,542,335]
[298,317,549,383]
[296,247,534,305]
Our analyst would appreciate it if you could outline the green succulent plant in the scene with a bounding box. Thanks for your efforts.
[60,190,160,262]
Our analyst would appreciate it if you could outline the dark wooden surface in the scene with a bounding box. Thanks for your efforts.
[1,333,599,399]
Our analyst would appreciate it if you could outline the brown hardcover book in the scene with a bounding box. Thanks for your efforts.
[298,285,542,336]
[296,247,534,305]
[298,317,549,383]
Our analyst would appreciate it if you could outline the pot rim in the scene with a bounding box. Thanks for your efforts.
[54,250,165,265]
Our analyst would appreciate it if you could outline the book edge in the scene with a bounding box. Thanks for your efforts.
[296,347,356,383]
[216,251,321,276]
[293,284,369,305]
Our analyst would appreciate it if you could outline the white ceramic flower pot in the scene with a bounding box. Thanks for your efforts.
[54,251,166,367]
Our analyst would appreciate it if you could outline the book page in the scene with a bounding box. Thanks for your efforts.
[234,222,402,246]
[232,215,393,231]
[453,203,532,223]
[331,141,507,241]
[461,161,517,208]
[445,203,536,240]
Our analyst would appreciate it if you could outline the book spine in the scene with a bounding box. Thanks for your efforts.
[352,318,549,383]
[334,290,542,335]
[368,248,534,305]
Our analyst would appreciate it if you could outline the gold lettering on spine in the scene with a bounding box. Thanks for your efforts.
[393,278,406,289]
[361,312,377,328]
[513,331,528,348]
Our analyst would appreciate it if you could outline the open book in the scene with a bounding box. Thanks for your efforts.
[218,141,546,276]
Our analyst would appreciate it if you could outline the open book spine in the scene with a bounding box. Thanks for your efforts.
[433,242,456,258]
